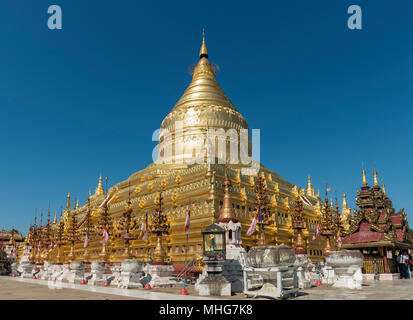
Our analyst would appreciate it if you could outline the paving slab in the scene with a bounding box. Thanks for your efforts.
[0,276,223,300]
[293,279,413,300]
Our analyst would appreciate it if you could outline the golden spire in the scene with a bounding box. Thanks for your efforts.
[373,167,379,187]
[199,28,208,59]
[66,192,71,211]
[342,192,348,209]
[75,199,79,209]
[362,168,367,186]
[306,175,314,196]
[218,168,237,223]
[94,175,104,197]
[53,212,57,224]
[382,181,387,197]
[169,30,237,112]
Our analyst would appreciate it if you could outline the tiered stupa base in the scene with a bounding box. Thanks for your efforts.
[118,259,145,289]
[294,254,311,289]
[326,250,364,289]
[148,263,176,288]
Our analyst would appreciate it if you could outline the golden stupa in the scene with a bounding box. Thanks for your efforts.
[21,32,333,264]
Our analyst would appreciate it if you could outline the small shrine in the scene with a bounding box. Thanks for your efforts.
[342,169,413,274]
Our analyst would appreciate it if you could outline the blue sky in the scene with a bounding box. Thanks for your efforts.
[1,0,412,234]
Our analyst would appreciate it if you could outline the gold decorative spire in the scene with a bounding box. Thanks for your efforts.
[218,168,237,223]
[306,175,314,197]
[75,199,79,209]
[342,193,348,209]
[168,31,237,113]
[53,212,57,224]
[94,175,104,197]
[382,181,387,197]
[66,192,71,211]
[199,28,208,58]
[373,167,379,187]
[362,168,367,186]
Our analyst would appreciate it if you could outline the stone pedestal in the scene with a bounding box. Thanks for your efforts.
[88,261,106,286]
[325,250,364,289]
[118,259,144,289]
[68,261,85,284]
[148,264,176,288]
[40,262,54,280]
[108,263,121,286]
[322,264,336,284]
[51,264,64,280]
[56,264,71,282]
[11,262,19,276]
[294,254,311,289]
[196,257,231,296]
[243,245,299,299]
[222,244,246,293]
[20,259,34,279]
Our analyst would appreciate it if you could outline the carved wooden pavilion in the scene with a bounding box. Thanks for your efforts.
[342,169,413,273]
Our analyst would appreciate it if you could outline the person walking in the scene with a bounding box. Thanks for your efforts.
[396,252,403,278]
[401,251,409,279]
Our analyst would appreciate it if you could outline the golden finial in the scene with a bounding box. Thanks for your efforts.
[88,189,91,198]
[373,167,379,187]
[66,192,71,211]
[306,175,314,196]
[53,212,57,224]
[342,192,348,209]
[199,28,208,59]
[362,168,367,186]
[382,180,387,197]
[75,199,79,209]
[94,174,104,197]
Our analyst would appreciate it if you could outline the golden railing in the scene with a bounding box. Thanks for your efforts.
[362,258,385,274]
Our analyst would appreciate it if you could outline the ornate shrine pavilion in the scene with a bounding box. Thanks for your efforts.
[342,169,413,273]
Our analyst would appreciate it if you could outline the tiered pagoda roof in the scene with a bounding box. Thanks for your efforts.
[342,169,412,249]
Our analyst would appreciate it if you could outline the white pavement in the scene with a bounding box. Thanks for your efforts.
[0,276,223,300]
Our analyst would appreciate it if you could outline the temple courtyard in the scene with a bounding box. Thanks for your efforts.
[0,276,412,300]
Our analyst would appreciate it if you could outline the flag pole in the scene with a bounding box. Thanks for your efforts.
[144,212,152,289]
[181,201,190,295]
